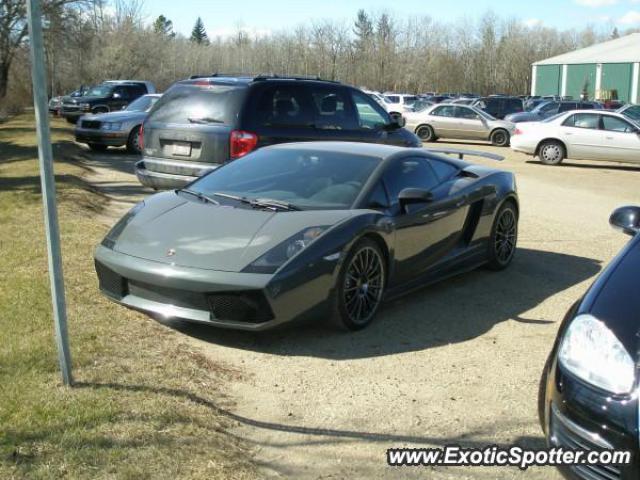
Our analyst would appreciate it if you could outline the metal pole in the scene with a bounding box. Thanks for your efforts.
[26,0,73,386]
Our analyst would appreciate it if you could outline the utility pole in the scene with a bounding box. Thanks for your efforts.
[26,0,73,386]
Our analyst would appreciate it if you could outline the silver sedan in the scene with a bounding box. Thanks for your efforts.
[404,103,516,146]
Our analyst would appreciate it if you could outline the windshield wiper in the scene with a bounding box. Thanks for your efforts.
[187,117,224,124]
[212,192,300,211]
[176,188,219,205]
[250,198,301,211]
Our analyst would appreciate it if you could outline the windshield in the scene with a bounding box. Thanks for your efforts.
[189,148,380,210]
[542,112,565,123]
[620,105,640,121]
[476,108,496,121]
[86,85,114,97]
[413,100,433,112]
[147,83,246,125]
[126,95,159,112]
[385,95,400,104]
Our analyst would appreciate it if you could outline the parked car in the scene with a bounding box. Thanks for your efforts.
[74,94,161,153]
[95,141,518,331]
[61,81,155,123]
[405,99,433,112]
[136,75,420,190]
[505,100,601,123]
[48,96,62,115]
[383,94,419,114]
[404,103,515,146]
[617,103,640,123]
[538,205,640,480]
[511,110,640,165]
[472,96,524,119]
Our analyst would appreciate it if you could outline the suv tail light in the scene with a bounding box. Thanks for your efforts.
[230,130,258,159]
[139,124,144,150]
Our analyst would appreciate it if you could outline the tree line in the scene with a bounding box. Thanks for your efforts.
[0,0,626,111]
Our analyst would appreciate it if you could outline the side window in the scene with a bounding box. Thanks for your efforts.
[455,106,479,119]
[254,86,312,128]
[579,102,595,110]
[432,106,456,117]
[383,157,440,202]
[351,90,388,129]
[113,86,129,99]
[507,99,523,112]
[310,86,356,130]
[429,159,459,181]
[563,113,600,129]
[602,116,636,133]
[558,102,578,113]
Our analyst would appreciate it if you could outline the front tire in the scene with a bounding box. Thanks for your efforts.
[490,129,510,147]
[415,124,436,142]
[331,239,386,331]
[126,126,142,154]
[486,201,518,270]
[538,140,565,165]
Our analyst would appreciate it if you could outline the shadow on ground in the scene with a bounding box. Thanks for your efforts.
[164,248,600,360]
[525,159,640,173]
[74,381,546,451]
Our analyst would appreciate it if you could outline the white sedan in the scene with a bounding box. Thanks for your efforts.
[510,110,640,165]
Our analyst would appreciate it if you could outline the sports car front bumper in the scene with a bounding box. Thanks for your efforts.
[94,245,336,330]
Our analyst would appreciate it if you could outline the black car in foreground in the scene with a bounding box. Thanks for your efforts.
[539,206,640,480]
[95,142,517,331]
[135,75,420,190]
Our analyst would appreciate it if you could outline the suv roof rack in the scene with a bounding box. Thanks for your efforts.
[252,74,340,83]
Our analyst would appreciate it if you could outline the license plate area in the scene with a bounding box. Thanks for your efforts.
[171,141,192,157]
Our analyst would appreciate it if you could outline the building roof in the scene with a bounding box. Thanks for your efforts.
[533,33,640,66]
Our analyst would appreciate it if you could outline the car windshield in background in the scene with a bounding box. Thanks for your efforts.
[126,95,159,112]
[189,148,379,210]
[147,83,246,125]
[385,95,400,103]
[86,85,113,97]
[621,105,640,122]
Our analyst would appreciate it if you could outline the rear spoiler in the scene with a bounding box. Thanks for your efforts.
[425,147,504,161]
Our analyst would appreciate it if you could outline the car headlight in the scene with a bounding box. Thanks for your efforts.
[243,226,329,274]
[101,201,145,249]
[559,314,636,394]
[101,122,122,131]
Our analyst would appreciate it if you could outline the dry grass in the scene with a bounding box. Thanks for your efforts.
[0,115,257,479]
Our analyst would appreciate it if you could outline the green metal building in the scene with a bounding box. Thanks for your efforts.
[531,33,640,103]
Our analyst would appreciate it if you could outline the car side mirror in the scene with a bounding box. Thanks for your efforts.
[387,112,405,129]
[398,188,433,212]
[609,206,640,236]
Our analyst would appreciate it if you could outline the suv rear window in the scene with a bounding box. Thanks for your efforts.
[147,83,247,126]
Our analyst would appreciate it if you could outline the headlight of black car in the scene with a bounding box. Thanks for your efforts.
[101,201,145,249]
[243,226,329,274]
[558,313,635,394]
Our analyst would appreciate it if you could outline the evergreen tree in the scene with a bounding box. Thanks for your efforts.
[153,15,176,38]
[611,27,620,39]
[353,10,373,54]
[190,17,209,45]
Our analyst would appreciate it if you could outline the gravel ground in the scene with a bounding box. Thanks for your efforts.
[79,140,640,479]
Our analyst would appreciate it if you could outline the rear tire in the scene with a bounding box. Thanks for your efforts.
[486,200,518,271]
[330,238,386,331]
[415,124,436,142]
[538,140,565,165]
[490,129,510,147]
[126,126,142,154]
[88,143,108,152]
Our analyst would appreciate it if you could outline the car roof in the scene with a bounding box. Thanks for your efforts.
[180,75,343,87]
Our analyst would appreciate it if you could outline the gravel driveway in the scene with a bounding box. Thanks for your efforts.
[79,142,638,479]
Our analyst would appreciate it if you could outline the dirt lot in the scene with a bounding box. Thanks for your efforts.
[79,137,639,479]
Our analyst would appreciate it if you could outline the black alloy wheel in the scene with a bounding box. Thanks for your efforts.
[333,239,385,330]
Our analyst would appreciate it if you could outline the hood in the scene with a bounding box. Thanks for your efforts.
[505,112,538,122]
[490,119,516,130]
[63,95,108,104]
[82,110,147,123]
[112,191,352,272]
[580,235,640,361]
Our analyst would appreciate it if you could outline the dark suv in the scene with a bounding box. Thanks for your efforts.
[472,96,524,119]
[61,82,152,123]
[136,75,420,189]
[505,100,601,123]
